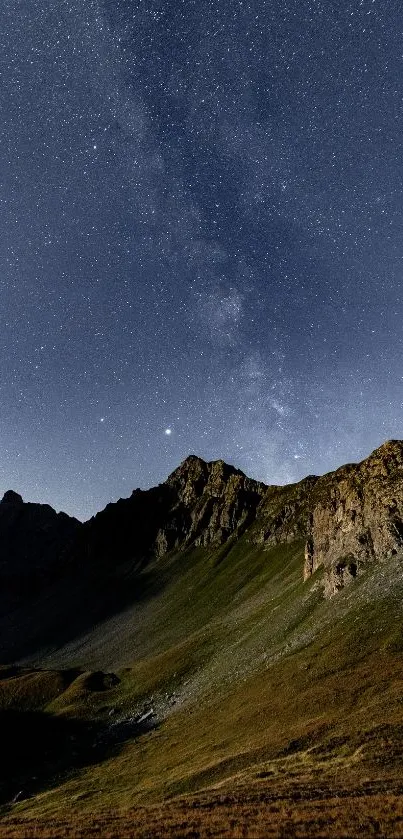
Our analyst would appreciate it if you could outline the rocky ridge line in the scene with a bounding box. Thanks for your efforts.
[1,441,403,601]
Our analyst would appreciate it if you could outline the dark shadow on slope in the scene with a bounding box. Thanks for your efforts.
[0,561,169,664]
[1,458,271,663]
[0,707,158,809]
[0,483,193,663]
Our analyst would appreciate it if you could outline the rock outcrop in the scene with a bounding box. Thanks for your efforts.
[0,490,81,644]
[252,476,318,548]
[1,490,24,505]
[303,441,403,595]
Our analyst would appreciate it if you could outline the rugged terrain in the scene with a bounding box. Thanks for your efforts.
[1,440,403,837]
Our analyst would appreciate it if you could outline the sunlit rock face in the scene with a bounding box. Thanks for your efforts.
[157,455,267,551]
[71,455,267,570]
[163,443,403,598]
[303,441,403,595]
[252,476,318,549]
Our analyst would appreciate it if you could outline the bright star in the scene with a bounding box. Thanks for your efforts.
[164,428,172,435]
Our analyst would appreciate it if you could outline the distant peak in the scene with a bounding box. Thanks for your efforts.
[179,454,245,471]
[1,490,24,505]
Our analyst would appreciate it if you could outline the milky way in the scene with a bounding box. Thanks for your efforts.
[0,0,402,519]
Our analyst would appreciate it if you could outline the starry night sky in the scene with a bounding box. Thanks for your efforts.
[1,0,402,520]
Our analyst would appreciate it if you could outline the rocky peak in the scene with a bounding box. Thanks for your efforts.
[360,439,403,477]
[72,455,268,571]
[0,492,80,585]
[165,455,262,507]
[1,490,24,505]
[165,455,210,506]
[156,455,267,553]
[252,475,319,548]
[3,441,402,609]
[76,443,403,593]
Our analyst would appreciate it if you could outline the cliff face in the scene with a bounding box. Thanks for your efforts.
[302,441,403,595]
[88,442,403,599]
[2,442,403,665]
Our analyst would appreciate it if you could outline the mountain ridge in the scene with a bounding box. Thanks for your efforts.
[2,441,403,836]
[0,439,402,664]
[1,440,402,591]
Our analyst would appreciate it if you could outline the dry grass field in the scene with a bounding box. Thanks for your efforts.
[3,774,403,838]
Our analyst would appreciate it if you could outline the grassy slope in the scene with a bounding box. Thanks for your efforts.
[2,538,403,836]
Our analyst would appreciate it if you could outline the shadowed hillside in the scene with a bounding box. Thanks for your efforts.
[1,442,403,837]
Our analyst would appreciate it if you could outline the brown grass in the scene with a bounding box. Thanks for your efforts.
[2,775,403,838]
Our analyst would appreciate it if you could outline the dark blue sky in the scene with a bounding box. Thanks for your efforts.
[1,0,402,519]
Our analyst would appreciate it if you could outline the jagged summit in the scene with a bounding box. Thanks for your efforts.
[0,437,401,669]
[67,439,403,600]
[159,452,267,549]
[81,452,268,572]
[166,453,254,484]
[0,491,79,591]
[0,439,402,619]
[362,438,403,472]
[161,440,403,595]
[374,438,403,450]
[165,453,266,504]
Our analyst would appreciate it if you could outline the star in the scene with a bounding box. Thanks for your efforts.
[0,0,400,520]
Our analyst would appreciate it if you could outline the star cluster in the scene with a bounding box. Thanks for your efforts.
[0,0,402,518]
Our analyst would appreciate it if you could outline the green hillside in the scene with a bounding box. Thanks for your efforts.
[2,535,403,837]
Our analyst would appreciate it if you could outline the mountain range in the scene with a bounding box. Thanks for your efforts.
[1,440,403,837]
